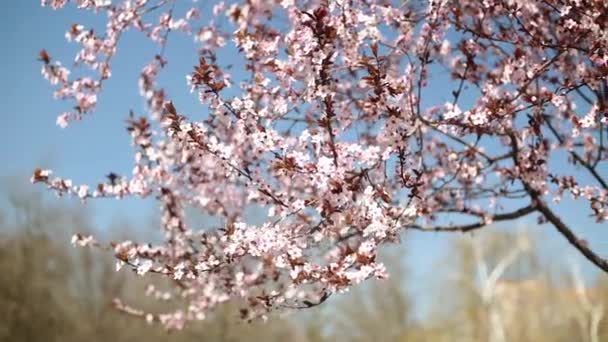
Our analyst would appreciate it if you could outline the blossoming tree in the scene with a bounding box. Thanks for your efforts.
[33,0,607,329]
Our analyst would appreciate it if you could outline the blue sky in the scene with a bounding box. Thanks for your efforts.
[1,1,606,318]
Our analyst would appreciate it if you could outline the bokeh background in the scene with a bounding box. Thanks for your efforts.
[2,2,608,341]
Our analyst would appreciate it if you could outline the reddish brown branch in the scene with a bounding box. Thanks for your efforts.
[407,204,535,232]
[508,132,608,273]
[533,195,608,272]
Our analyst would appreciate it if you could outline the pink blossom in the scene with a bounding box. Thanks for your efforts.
[33,0,608,329]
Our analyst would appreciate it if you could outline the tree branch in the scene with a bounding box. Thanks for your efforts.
[533,194,608,272]
[508,132,608,272]
[407,205,535,232]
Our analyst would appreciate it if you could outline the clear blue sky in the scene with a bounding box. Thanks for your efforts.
[1,1,606,317]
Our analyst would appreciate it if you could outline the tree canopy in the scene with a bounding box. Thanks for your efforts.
[33,0,608,328]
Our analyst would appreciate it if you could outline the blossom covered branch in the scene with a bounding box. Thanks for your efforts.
[34,0,608,329]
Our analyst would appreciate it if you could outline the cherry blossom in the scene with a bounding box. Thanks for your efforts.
[33,0,608,329]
